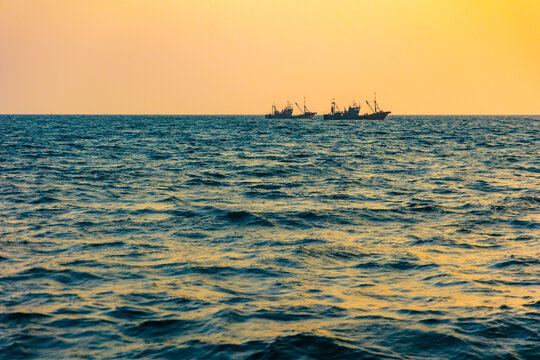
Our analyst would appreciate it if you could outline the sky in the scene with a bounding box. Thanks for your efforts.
[1,0,539,114]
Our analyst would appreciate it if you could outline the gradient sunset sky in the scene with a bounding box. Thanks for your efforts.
[1,0,539,114]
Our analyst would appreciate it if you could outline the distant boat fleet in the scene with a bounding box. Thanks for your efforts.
[265,94,391,120]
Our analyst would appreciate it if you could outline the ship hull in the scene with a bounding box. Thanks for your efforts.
[293,112,317,119]
[358,111,391,120]
[265,114,293,119]
[324,111,391,120]
[267,112,317,119]
[323,114,342,120]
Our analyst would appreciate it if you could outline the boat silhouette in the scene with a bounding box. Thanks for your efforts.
[293,97,317,119]
[265,98,316,119]
[324,94,391,120]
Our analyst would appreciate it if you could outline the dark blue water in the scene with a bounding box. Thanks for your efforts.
[1,115,539,359]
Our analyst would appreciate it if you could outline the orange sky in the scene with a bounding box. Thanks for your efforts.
[1,0,539,114]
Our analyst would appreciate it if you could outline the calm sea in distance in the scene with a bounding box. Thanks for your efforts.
[0,115,539,359]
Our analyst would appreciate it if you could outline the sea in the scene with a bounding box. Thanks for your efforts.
[0,115,539,359]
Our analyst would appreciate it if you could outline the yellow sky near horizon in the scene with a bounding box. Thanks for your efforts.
[1,0,539,114]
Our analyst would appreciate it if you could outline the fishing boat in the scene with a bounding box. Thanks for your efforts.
[324,94,391,120]
[265,98,316,119]
[293,97,317,119]
[323,100,361,120]
[361,94,391,120]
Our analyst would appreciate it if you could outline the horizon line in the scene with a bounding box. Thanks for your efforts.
[1,113,539,117]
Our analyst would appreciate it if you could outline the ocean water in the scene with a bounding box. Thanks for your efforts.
[0,114,539,359]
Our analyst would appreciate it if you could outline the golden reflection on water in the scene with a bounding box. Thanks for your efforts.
[64,222,536,327]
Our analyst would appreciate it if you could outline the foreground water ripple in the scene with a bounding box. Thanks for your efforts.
[0,115,539,359]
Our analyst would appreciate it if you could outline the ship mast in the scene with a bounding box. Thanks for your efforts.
[295,102,304,114]
[365,100,375,113]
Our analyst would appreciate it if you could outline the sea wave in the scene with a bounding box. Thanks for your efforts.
[0,115,539,359]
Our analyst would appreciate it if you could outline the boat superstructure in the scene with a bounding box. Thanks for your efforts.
[265,101,294,119]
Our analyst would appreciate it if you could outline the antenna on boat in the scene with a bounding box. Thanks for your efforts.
[330,98,336,114]
[331,98,341,113]
[374,92,380,112]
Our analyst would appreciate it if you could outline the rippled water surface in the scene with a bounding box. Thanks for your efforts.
[1,115,539,359]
